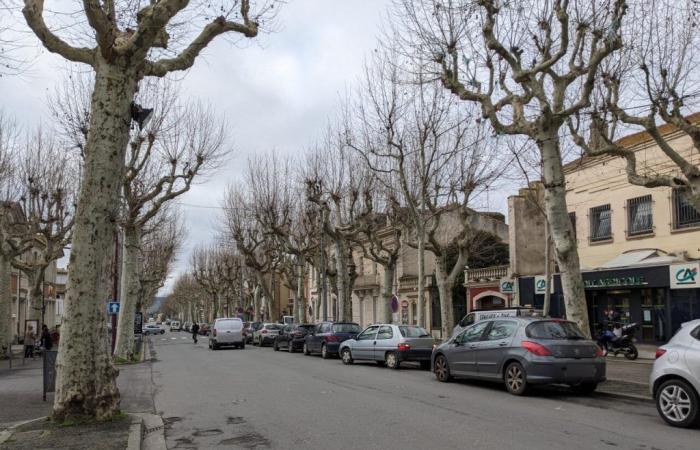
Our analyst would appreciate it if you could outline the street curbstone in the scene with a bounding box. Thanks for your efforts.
[131,413,166,450]
[127,414,144,450]
[0,416,48,445]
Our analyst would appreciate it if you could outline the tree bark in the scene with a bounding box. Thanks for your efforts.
[0,255,12,351]
[382,262,395,323]
[416,229,425,328]
[539,134,590,337]
[53,62,138,421]
[333,240,354,321]
[543,220,552,317]
[115,226,141,361]
[434,255,459,338]
[253,284,262,322]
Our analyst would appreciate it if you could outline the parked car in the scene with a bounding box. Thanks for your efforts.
[339,324,434,369]
[209,318,245,350]
[245,322,263,344]
[304,322,361,359]
[453,308,543,337]
[142,324,165,335]
[432,318,605,396]
[198,323,211,336]
[253,323,283,346]
[650,319,700,428]
[274,324,316,352]
[183,322,192,332]
[170,321,181,332]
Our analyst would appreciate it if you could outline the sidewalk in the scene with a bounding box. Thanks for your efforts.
[598,356,653,400]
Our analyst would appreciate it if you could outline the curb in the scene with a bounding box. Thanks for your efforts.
[595,390,653,402]
[131,413,166,450]
[127,414,144,450]
[0,416,48,445]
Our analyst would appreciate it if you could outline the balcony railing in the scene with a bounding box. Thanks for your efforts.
[465,265,508,282]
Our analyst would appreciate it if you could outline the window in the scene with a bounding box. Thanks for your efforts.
[376,326,393,340]
[589,204,612,241]
[357,326,379,340]
[411,302,417,325]
[627,195,653,235]
[672,189,700,230]
[569,212,577,240]
[526,320,585,340]
[458,321,490,343]
[398,326,430,338]
[332,323,361,333]
[485,321,518,341]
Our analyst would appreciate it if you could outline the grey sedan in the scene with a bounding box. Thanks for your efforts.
[432,318,606,395]
[339,324,434,370]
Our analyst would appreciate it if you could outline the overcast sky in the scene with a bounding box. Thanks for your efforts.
[1,0,510,295]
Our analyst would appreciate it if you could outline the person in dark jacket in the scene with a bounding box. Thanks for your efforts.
[41,325,53,350]
[191,322,200,344]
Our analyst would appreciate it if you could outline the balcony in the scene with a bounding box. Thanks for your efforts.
[354,274,379,289]
[465,265,509,283]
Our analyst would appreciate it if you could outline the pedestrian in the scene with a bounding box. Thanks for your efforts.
[51,326,60,346]
[24,327,36,358]
[191,322,200,344]
[41,324,53,351]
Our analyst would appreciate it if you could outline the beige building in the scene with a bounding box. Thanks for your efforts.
[510,121,700,343]
[10,254,59,344]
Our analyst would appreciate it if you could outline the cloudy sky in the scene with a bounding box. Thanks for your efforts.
[1,0,511,295]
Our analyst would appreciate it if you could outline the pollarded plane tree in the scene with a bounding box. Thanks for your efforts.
[394,0,628,336]
[21,0,278,419]
[568,0,700,212]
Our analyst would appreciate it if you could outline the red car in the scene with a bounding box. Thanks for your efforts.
[198,323,211,336]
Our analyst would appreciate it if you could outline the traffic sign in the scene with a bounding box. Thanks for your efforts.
[108,302,120,315]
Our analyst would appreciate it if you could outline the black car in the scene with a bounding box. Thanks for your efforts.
[274,324,316,353]
[303,321,362,359]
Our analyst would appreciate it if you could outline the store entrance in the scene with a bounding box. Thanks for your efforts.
[589,290,632,336]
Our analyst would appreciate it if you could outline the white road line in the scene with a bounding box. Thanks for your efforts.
[160,338,166,341]
[171,337,177,340]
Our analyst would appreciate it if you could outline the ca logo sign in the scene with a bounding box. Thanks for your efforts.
[676,267,698,285]
[536,279,546,290]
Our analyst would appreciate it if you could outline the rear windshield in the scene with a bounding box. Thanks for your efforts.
[264,324,282,330]
[332,324,361,333]
[217,319,242,330]
[526,321,585,340]
[299,325,315,331]
[398,326,431,338]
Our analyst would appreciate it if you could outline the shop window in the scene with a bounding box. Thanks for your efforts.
[672,188,700,230]
[568,212,577,240]
[589,204,612,242]
[627,195,653,236]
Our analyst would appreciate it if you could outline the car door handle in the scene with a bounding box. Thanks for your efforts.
[469,344,477,349]
[373,341,377,345]
[498,342,508,347]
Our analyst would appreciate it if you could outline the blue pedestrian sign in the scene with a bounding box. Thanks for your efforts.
[108,302,120,315]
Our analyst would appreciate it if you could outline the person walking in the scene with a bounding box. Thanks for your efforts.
[24,327,36,358]
[191,322,200,344]
[41,325,53,351]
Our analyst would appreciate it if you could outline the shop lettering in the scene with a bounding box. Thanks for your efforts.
[675,267,697,285]
[584,276,647,288]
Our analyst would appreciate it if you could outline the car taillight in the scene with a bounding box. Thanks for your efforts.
[655,348,667,359]
[397,343,411,351]
[521,341,551,356]
[326,335,338,342]
[595,346,604,357]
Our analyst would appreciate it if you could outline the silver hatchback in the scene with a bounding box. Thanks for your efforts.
[650,319,700,428]
[339,324,434,369]
[432,318,606,395]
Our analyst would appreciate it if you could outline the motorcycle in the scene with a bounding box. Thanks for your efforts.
[596,322,639,360]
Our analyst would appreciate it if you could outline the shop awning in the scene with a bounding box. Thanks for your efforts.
[597,249,684,270]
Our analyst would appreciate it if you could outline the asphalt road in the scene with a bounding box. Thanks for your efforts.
[151,331,698,450]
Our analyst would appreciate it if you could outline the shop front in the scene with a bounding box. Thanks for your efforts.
[517,262,700,343]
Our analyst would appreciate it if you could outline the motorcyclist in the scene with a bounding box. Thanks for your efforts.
[191,322,200,344]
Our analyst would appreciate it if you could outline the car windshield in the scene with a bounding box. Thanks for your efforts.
[332,324,361,333]
[526,321,585,340]
[398,326,430,338]
[265,324,282,330]
[217,320,241,330]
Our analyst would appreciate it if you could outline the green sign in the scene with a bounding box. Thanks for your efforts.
[670,263,700,289]
[675,267,697,285]
[584,276,647,289]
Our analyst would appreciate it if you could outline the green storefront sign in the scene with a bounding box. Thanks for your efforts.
[584,276,647,289]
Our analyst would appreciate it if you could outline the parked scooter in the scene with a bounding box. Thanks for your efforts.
[596,322,639,360]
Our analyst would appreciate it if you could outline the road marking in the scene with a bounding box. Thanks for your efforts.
[161,338,166,341]
[171,337,177,340]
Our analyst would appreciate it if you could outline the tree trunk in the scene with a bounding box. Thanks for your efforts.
[539,135,590,337]
[253,284,261,322]
[434,256,456,338]
[417,228,426,329]
[53,62,138,421]
[333,240,354,321]
[115,226,141,361]
[0,254,12,351]
[295,262,304,323]
[543,220,552,317]
[382,262,395,323]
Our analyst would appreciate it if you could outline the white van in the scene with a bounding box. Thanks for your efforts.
[452,308,543,337]
[209,318,245,350]
[170,321,181,332]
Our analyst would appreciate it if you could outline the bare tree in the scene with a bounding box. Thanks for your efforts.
[569,0,700,211]
[21,0,279,419]
[394,0,627,336]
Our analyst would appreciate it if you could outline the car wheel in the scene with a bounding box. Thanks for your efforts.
[341,348,353,365]
[212,342,219,351]
[303,342,311,355]
[321,343,330,359]
[571,382,598,395]
[433,355,451,382]
[504,362,529,396]
[656,379,700,428]
[274,341,279,351]
[420,361,431,371]
[385,351,400,370]
[288,342,294,353]
[161,330,165,334]
[208,340,212,350]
